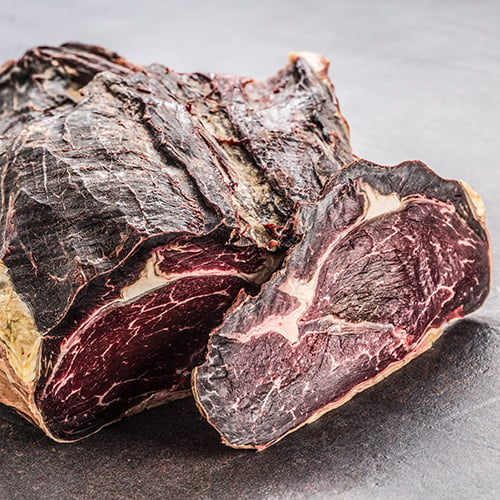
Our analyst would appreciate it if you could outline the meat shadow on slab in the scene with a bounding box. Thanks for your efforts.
[194,318,499,497]
[1,318,497,499]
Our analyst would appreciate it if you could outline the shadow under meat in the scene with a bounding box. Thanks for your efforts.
[0,318,497,499]
[198,318,499,498]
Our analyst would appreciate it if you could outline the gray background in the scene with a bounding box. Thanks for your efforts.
[0,0,499,498]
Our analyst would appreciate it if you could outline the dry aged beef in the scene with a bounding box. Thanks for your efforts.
[193,160,491,449]
[0,44,352,440]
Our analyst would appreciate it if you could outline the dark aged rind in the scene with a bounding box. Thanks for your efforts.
[193,160,491,450]
[0,45,352,440]
[0,42,138,115]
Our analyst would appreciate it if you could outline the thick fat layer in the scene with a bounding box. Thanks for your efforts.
[459,180,486,222]
[0,261,42,382]
[0,261,46,431]
[0,342,34,418]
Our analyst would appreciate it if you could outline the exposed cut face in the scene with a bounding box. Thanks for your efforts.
[34,236,280,441]
[193,160,491,449]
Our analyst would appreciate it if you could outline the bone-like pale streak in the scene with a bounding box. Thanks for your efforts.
[242,184,404,343]
[121,250,279,302]
[360,182,402,221]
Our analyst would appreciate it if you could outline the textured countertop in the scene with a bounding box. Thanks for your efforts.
[0,1,499,498]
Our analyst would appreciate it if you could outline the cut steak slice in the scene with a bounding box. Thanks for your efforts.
[193,160,491,450]
[0,45,352,440]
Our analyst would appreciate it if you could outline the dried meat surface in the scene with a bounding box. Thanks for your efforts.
[0,44,352,440]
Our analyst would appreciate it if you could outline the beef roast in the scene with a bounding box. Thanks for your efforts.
[0,45,352,441]
[193,160,491,449]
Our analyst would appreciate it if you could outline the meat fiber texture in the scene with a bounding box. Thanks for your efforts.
[193,160,491,449]
[0,44,353,441]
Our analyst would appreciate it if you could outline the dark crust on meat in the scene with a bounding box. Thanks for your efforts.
[0,44,352,441]
[0,45,352,334]
[0,43,138,118]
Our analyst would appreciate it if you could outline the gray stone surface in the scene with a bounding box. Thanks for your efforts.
[0,0,498,498]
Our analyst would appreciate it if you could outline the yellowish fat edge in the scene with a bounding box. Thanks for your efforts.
[0,260,48,433]
[458,180,493,287]
[191,366,208,419]
[459,180,486,223]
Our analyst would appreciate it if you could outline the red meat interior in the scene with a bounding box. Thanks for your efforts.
[35,237,269,440]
